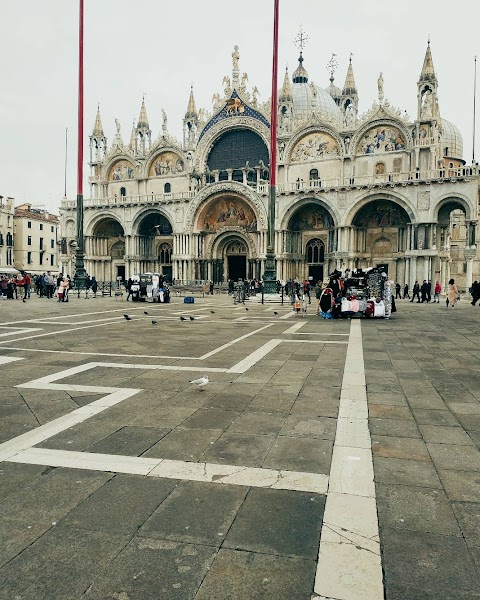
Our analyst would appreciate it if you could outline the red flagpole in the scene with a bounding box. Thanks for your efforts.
[77,0,84,198]
[269,0,279,189]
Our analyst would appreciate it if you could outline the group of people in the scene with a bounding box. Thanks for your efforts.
[0,271,100,301]
[0,273,32,299]
[395,279,466,308]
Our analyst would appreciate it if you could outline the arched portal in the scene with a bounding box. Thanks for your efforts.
[135,211,174,278]
[352,199,411,276]
[284,202,334,281]
[90,218,125,281]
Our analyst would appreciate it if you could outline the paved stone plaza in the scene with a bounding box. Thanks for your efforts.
[0,293,479,599]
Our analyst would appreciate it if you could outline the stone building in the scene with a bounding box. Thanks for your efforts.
[14,204,59,275]
[0,195,15,270]
[59,42,479,289]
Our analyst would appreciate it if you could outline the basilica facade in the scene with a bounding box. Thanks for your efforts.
[59,43,479,289]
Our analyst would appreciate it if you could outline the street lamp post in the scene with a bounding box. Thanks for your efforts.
[74,0,87,290]
[263,0,279,293]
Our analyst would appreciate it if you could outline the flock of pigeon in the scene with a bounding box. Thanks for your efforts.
[122,306,279,390]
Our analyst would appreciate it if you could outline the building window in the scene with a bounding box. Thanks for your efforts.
[0,233,3,246]
[40,223,43,230]
[27,236,32,246]
[309,169,319,181]
[51,239,55,249]
[51,254,55,266]
[39,238,44,250]
[39,253,43,266]
[27,252,32,264]
[159,242,172,264]
[6,232,13,246]
[51,226,54,233]
[120,187,126,197]
[27,221,32,229]
[306,239,325,264]
[164,182,171,194]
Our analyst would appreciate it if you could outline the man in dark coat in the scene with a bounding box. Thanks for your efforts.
[420,280,429,303]
[410,281,421,303]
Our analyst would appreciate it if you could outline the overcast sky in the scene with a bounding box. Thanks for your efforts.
[1,0,479,214]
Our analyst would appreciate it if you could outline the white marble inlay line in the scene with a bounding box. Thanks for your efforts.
[5,447,329,495]
[314,319,384,600]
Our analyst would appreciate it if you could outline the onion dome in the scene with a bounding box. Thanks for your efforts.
[292,52,309,83]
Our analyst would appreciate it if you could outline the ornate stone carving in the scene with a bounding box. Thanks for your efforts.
[418,190,430,210]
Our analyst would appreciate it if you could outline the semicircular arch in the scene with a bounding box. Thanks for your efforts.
[433,193,473,223]
[279,196,339,230]
[144,146,187,178]
[285,125,344,162]
[345,190,416,226]
[184,181,267,232]
[206,229,257,260]
[131,208,175,237]
[86,213,125,237]
[351,118,413,156]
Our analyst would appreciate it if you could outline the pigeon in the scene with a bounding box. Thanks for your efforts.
[144,311,148,315]
[124,314,132,321]
[245,307,249,311]
[180,316,187,321]
[189,316,195,321]
[189,375,209,389]
[210,310,215,314]
[152,320,157,325]
[273,311,278,315]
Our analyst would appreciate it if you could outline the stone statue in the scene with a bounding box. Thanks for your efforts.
[421,90,433,118]
[251,86,260,107]
[232,45,240,70]
[344,136,351,154]
[222,75,232,97]
[344,105,355,128]
[162,109,168,134]
[115,118,121,134]
[377,72,384,104]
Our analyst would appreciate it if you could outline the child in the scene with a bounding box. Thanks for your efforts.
[57,279,65,302]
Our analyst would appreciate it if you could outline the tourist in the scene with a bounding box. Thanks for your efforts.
[403,283,410,299]
[209,280,214,295]
[446,278,459,308]
[126,277,133,301]
[420,280,429,303]
[91,276,98,297]
[470,281,479,305]
[44,271,55,299]
[228,279,234,295]
[23,272,31,299]
[433,281,442,303]
[427,280,432,302]
[303,280,311,304]
[314,280,323,315]
[395,282,401,299]
[411,281,421,303]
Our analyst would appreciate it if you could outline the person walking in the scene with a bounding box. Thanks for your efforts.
[411,281,421,303]
[44,271,55,299]
[433,281,442,303]
[91,276,98,298]
[209,280,214,295]
[23,273,31,299]
[314,280,323,315]
[304,280,311,304]
[470,281,480,306]
[403,283,410,299]
[446,278,459,308]
[395,282,402,299]
[420,280,429,303]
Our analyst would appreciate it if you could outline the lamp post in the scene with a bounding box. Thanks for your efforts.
[74,0,87,289]
[262,0,279,293]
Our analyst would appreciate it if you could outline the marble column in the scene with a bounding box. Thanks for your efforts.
[465,250,476,289]
[410,256,417,288]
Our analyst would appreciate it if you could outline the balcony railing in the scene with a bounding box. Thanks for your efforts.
[61,166,478,210]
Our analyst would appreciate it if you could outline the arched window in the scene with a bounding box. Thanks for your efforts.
[232,169,243,182]
[120,187,126,197]
[6,232,13,246]
[306,239,325,263]
[159,242,172,264]
[309,169,319,181]
[164,182,171,194]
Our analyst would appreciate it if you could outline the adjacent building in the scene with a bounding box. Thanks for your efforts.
[13,203,59,274]
[0,195,15,270]
[59,42,479,289]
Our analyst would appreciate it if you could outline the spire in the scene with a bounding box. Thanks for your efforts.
[292,52,308,84]
[185,85,197,118]
[343,55,357,95]
[279,67,292,102]
[420,39,436,82]
[92,103,104,136]
[137,96,149,129]
[129,119,136,150]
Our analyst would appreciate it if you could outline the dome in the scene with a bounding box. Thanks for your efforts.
[291,82,343,128]
[440,118,463,159]
[326,81,342,101]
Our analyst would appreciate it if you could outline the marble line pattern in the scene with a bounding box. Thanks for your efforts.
[313,319,384,600]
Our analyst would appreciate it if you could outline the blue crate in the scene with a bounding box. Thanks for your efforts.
[184,296,195,304]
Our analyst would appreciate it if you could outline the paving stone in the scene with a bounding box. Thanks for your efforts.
[368,404,413,419]
[438,470,480,502]
[455,414,480,432]
[228,411,287,436]
[88,426,171,456]
[60,474,178,535]
[376,484,460,535]
[0,525,131,600]
[452,502,480,548]
[143,428,224,461]
[418,424,475,445]
[223,488,324,559]
[427,443,480,471]
[263,435,333,474]
[412,408,461,426]
[373,457,442,489]
[195,549,316,600]
[371,435,430,461]
[369,418,421,438]
[0,462,48,501]
[290,395,340,418]
[176,408,241,430]
[278,415,337,439]
[381,528,479,597]
[139,480,248,547]
[131,406,197,427]
[79,537,217,600]
[203,432,274,467]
